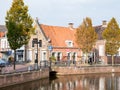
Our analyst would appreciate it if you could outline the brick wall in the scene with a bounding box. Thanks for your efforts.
[0,68,49,87]
[53,66,120,75]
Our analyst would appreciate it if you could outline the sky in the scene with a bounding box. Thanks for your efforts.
[0,0,120,27]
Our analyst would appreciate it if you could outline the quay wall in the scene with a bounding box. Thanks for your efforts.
[52,66,120,75]
[0,68,49,87]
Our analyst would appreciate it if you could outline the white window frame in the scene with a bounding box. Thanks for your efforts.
[65,40,73,47]
[41,51,47,61]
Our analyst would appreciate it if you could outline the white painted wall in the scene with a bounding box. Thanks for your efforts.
[27,50,32,61]
[99,45,105,56]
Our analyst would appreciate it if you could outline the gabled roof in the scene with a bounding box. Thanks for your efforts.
[94,25,106,40]
[40,24,77,47]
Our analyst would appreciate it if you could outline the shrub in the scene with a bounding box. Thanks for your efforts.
[49,56,56,62]
[8,56,14,63]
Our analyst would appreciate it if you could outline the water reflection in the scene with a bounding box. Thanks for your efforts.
[50,73,120,90]
[1,73,120,90]
[0,78,49,90]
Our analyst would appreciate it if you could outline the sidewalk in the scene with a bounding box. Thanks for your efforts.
[1,64,31,74]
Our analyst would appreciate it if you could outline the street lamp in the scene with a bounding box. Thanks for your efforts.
[32,38,42,70]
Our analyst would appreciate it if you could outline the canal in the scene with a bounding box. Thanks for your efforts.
[0,73,120,90]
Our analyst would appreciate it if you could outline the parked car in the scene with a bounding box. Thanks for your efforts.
[0,59,8,67]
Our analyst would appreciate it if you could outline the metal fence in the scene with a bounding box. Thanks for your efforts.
[39,60,120,68]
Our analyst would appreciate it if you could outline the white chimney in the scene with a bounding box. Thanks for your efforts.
[68,23,74,30]
[102,20,107,27]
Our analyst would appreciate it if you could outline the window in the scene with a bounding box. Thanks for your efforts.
[41,51,47,61]
[65,40,73,47]
[43,52,46,60]
[72,52,76,61]
[67,52,71,60]
[51,52,62,61]
[57,52,61,61]
[52,52,55,57]
[18,55,23,61]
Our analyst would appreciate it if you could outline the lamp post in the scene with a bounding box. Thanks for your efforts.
[32,38,42,70]
[48,45,53,68]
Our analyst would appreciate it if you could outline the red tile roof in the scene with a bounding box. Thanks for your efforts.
[0,25,7,37]
[40,24,77,47]
[0,32,5,37]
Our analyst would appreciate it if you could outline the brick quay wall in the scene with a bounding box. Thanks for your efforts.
[52,66,120,75]
[0,68,49,87]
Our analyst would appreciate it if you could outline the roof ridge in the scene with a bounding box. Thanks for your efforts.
[40,24,74,29]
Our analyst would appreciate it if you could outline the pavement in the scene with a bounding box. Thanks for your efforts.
[0,63,33,74]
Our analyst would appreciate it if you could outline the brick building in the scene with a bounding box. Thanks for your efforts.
[27,20,82,64]
[0,19,120,64]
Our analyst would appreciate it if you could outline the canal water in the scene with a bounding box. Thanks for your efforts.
[1,73,120,90]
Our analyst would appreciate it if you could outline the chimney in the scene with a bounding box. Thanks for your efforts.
[102,20,107,27]
[36,17,39,24]
[68,23,74,30]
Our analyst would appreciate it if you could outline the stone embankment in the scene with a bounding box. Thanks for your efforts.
[0,68,49,87]
[52,66,120,75]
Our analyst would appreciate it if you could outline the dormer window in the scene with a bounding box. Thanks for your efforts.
[65,40,73,47]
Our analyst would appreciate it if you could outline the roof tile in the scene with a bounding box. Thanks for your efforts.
[40,24,77,47]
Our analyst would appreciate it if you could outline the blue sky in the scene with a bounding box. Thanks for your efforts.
[0,0,120,27]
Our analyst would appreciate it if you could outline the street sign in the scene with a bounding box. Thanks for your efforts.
[48,46,53,51]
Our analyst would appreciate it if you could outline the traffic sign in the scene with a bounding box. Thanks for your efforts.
[48,46,53,51]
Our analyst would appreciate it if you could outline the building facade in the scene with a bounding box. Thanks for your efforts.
[0,25,25,62]
[0,20,120,64]
[27,19,82,64]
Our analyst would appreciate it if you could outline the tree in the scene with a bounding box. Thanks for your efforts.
[5,0,34,70]
[102,17,120,65]
[75,17,98,63]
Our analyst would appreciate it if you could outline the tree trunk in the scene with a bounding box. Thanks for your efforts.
[14,49,16,70]
[112,55,114,66]
[24,45,28,62]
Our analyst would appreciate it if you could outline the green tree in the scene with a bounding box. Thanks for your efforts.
[5,0,34,70]
[75,17,98,63]
[102,17,120,65]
